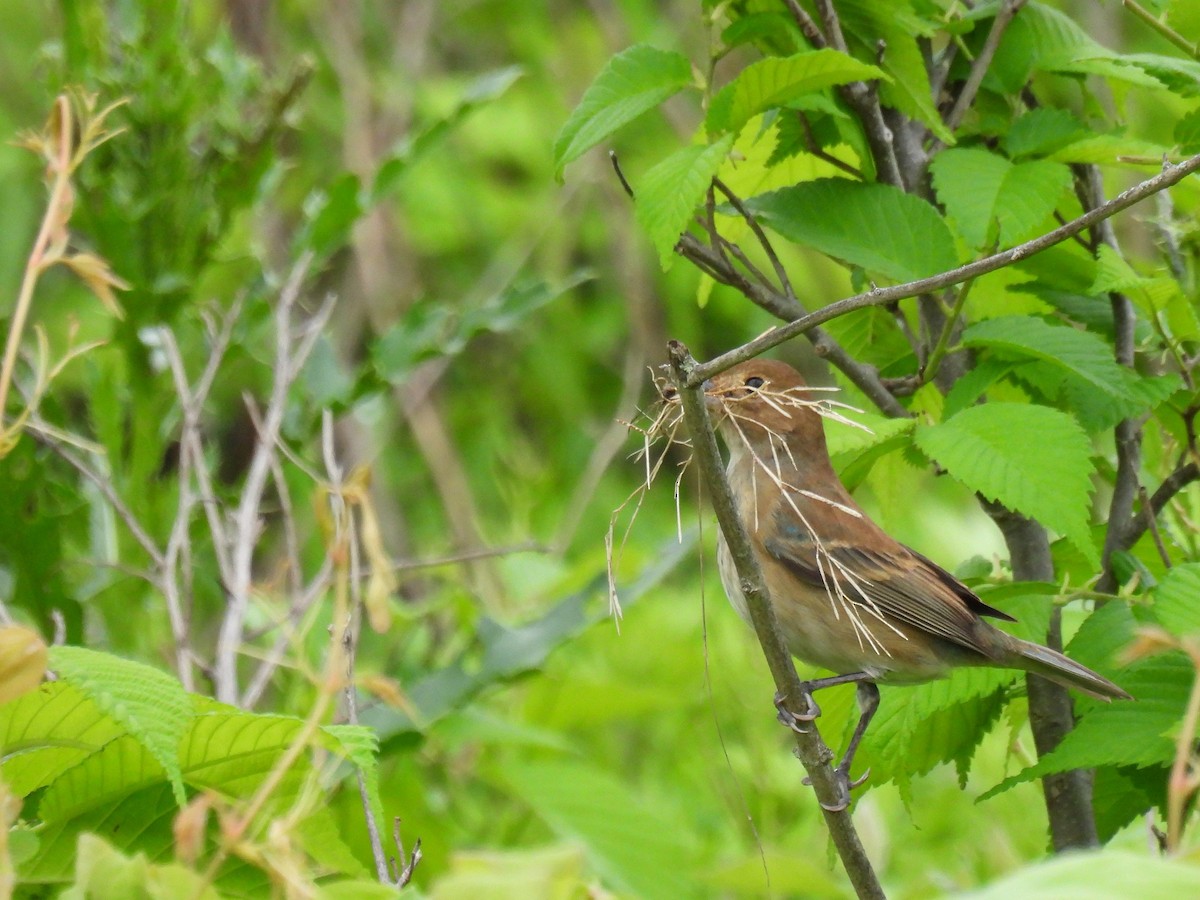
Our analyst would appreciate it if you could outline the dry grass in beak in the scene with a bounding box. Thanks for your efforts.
[604,369,691,624]
[678,374,905,655]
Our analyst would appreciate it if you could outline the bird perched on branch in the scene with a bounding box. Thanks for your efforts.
[685,358,1130,805]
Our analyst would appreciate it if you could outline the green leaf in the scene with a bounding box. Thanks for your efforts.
[954,850,1200,900]
[930,148,1071,248]
[835,0,953,144]
[1169,0,1200,45]
[553,45,693,176]
[64,833,222,900]
[48,646,190,807]
[979,653,1188,796]
[705,49,885,136]
[1123,53,1200,96]
[989,3,1163,92]
[1176,108,1200,154]
[942,359,1015,419]
[0,682,124,798]
[745,178,958,282]
[1152,563,1200,637]
[961,316,1128,398]
[634,136,734,269]
[913,403,1097,566]
[1092,245,1200,342]
[500,757,699,900]
[1061,368,1183,433]
[1047,133,1168,165]
[827,415,916,490]
[861,676,1010,788]
[1002,108,1088,159]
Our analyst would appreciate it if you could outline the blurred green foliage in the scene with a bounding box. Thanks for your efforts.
[3,0,1200,896]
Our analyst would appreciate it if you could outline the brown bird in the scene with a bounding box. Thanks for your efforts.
[692,358,1130,804]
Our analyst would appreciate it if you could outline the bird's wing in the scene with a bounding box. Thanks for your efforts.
[763,515,1015,655]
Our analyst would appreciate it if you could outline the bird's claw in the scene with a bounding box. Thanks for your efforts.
[803,764,870,811]
[846,766,871,790]
[774,689,821,733]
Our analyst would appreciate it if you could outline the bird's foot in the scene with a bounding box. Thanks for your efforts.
[803,763,871,812]
[774,689,821,733]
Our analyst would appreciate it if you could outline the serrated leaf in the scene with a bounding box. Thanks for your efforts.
[860,682,1008,788]
[1002,108,1088,159]
[914,403,1097,566]
[961,315,1130,398]
[1178,109,1200,154]
[38,733,168,822]
[989,4,1162,92]
[634,136,733,269]
[705,50,885,136]
[930,148,1071,248]
[322,723,384,825]
[744,178,958,282]
[979,652,1189,798]
[48,646,189,807]
[1047,133,1168,165]
[942,359,1015,419]
[1061,368,1183,433]
[1122,53,1200,96]
[0,682,125,797]
[554,45,693,175]
[1151,563,1200,637]
[1091,246,1200,342]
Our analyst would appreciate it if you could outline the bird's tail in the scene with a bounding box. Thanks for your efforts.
[1009,638,1131,701]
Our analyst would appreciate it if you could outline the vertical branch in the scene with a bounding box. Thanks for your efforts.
[667,341,885,900]
[940,0,1025,138]
[214,253,324,704]
[986,503,1099,850]
[1089,163,1150,593]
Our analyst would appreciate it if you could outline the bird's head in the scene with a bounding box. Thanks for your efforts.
[660,358,830,456]
[702,359,829,449]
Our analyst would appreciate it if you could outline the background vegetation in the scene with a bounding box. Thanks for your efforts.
[3,0,1200,896]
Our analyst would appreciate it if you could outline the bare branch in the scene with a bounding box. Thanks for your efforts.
[687,152,1200,387]
[941,0,1025,137]
[214,253,326,704]
[713,177,795,302]
[784,0,828,48]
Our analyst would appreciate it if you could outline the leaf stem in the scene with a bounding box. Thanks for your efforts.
[1122,0,1199,60]
[921,276,975,385]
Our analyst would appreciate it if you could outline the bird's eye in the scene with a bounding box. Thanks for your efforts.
[745,376,764,389]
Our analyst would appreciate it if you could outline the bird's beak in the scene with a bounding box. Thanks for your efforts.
[701,379,725,417]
